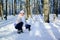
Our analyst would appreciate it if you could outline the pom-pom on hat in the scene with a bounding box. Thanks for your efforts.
[20,10,24,14]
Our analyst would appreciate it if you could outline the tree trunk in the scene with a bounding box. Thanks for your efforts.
[0,0,4,20]
[53,0,58,17]
[12,0,13,15]
[20,0,22,10]
[13,0,16,16]
[4,0,8,20]
[43,0,50,23]
[26,0,31,19]
[36,0,39,15]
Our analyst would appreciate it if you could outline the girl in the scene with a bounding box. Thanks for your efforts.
[15,10,25,33]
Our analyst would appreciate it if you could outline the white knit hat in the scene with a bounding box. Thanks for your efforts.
[20,10,24,14]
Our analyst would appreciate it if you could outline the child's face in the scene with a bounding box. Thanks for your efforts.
[21,13,24,16]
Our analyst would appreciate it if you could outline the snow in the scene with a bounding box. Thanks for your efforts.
[0,14,60,40]
[35,30,41,37]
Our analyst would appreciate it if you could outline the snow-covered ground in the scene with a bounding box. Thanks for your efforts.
[0,15,17,28]
[0,14,60,40]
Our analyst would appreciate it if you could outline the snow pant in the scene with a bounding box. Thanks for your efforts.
[25,24,31,31]
[15,22,23,31]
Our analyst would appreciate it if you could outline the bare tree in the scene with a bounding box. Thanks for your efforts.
[53,0,58,17]
[4,0,8,20]
[12,0,13,15]
[43,0,50,23]
[36,0,40,15]
[26,0,31,19]
[20,0,22,10]
[0,0,4,20]
[13,0,16,16]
